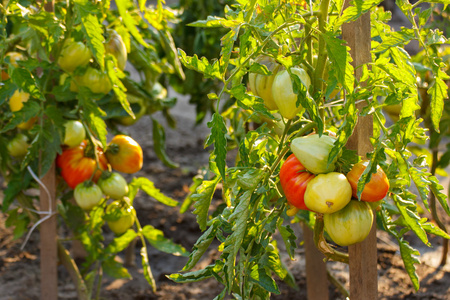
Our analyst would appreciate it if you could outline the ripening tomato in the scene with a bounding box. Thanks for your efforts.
[324,200,374,246]
[290,134,338,174]
[57,39,91,73]
[78,67,112,94]
[248,55,282,110]
[346,160,390,202]
[105,135,143,174]
[74,181,103,210]
[7,133,29,157]
[56,140,109,189]
[304,172,352,214]
[63,120,86,148]
[279,154,315,210]
[271,67,311,119]
[105,200,135,235]
[105,29,127,71]
[98,172,129,199]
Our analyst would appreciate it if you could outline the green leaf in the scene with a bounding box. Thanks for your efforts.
[105,230,138,254]
[11,68,45,100]
[129,177,178,207]
[373,28,415,53]
[249,265,280,294]
[74,0,105,70]
[102,258,132,279]
[334,0,383,27]
[140,246,156,291]
[168,267,214,283]
[189,16,242,28]
[324,33,354,93]
[158,30,185,80]
[277,222,297,259]
[116,0,149,47]
[428,76,448,133]
[220,26,242,77]
[79,96,108,147]
[222,190,251,290]
[399,239,420,291]
[106,57,132,118]
[180,175,204,214]
[142,225,189,256]
[205,113,228,181]
[421,222,450,239]
[151,118,179,168]
[183,220,219,271]
[429,176,450,216]
[178,49,222,80]
[191,177,220,231]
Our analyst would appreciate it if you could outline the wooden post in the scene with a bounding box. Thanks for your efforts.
[40,162,58,300]
[342,2,378,300]
[303,224,329,300]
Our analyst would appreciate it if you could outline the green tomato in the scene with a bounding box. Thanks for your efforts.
[271,67,311,119]
[248,56,282,110]
[63,120,86,148]
[57,39,91,73]
[304,172,352,214]
[290,134,337,174]
[105,200,135,235]
[105,29,127,71]
[324,200,374,246]
[97,172,129,199]
[79,67,112,94]
[74,181,103,210]
[7,133,29,157]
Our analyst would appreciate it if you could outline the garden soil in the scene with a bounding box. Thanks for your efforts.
[1,91,450,300]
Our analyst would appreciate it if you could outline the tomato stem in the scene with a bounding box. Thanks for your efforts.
[313,213,349,264]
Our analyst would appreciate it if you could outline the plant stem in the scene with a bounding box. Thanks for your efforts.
[313,0,331,96]
[313,214,349,264]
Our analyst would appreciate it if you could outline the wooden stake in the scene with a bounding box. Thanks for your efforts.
[303,224,329,300]
[40,162,58,300]
[342,2,378,300]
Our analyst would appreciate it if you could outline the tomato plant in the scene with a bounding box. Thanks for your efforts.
[279,153,315,211]
[98,172,129,199]
[56,140,109,189]
[105,200,135,235]
[7,133,29,157]
[105,135,143,174]
[347,160,390,202]
[324,200,374,246]
[73,181,103,210]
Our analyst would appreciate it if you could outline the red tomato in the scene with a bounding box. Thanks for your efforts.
[105,135,143,174]
[346,160,390,202]
[56,140,109,189]
[279,153,315,210]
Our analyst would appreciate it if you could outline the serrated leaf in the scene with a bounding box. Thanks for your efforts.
[399,239,420,291]
[189,16,241,28]
[334,0,383,27]
[142,225,189,256]
[277,222,297,259]
[168,267,214,283]
[206,113,228,180]
[178,49,223,80]
[249,265,280,294]
[183,221,219,271]
[129,177,178,207]
[324,33,354,93]
[151,118,179,168]
[373,28,415,53]
[429,176,450,216]
[74,0,105,69]
[421,222,450,239]
[428,76,448,133]
[116,0,149,47]
[159,30,185,80]
[11,68,45,100]
[191,177,220,231]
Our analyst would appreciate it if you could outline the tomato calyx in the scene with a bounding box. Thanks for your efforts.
[105,143,120,155]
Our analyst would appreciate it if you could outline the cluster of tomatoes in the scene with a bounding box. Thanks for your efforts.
[279,133,390,246]
[55,121,143,235]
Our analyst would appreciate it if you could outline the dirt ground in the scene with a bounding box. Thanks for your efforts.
[1,91,450,300]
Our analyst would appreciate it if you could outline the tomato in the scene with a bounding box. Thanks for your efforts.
[279,154,315,210]
[57,39,91,73]
[105,200,135,235]
[248,55,282,110]
[105,135,143,174]
[98,172,129,199]
[78,67,112,94]
[56,140,109,189]
[74,181,103,210]
[113,94,147,126]
[105,29,127,71]
[7,133,29,157]
[9,90,37,130]
[324,200,374,246]
[271,67,311,119]
[290,134,337,174]
[63,120,86,148]
[346,160,390,202]
[304,172,352,214]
